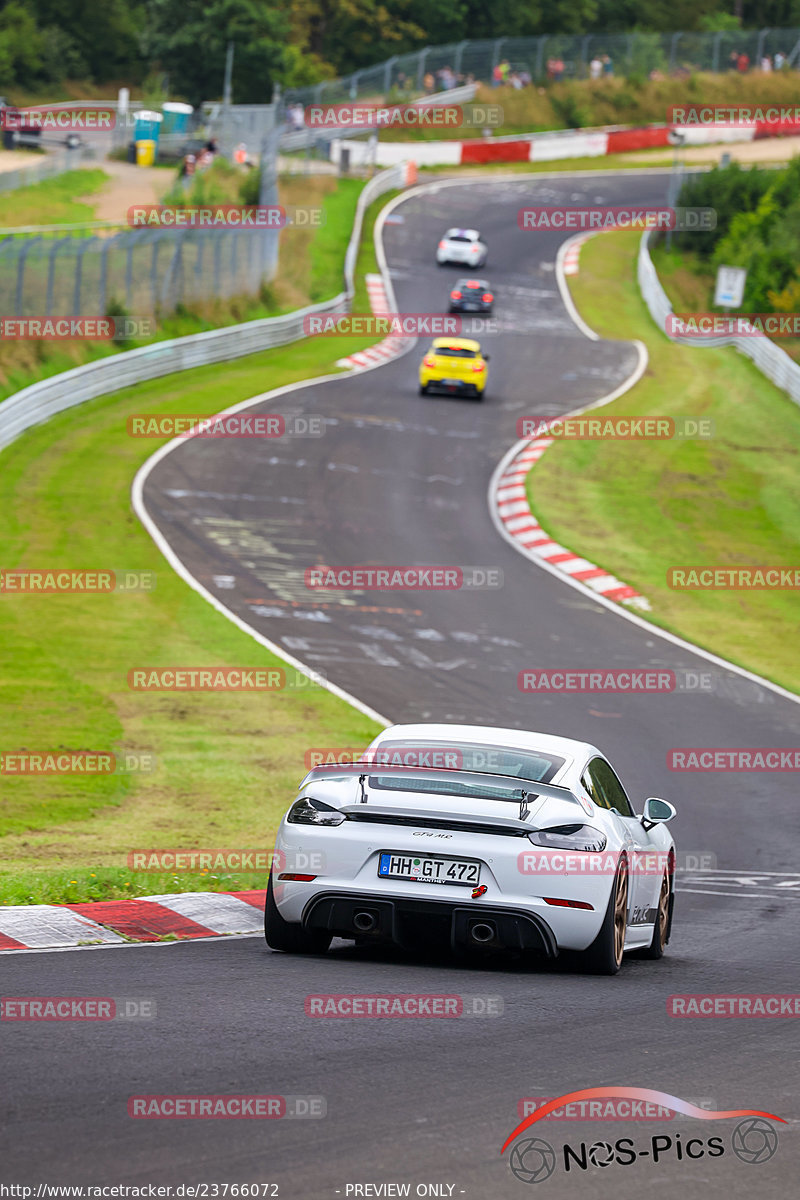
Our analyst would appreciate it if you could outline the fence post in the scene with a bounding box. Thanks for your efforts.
[756,29,770,63]
[534,37,546,81]
[669,32,682,72]
[383,55,398,93]
[230,229,239,295]
[72,237,94,315]
[125,234,136,309]
[213,228,222,295]
[46,237,69,315]
[349,70,361,100]
[580,35,592,77]
[15,237,40,315]
[98,237,111,315]
[195,231,204,301]
[454,40,469,76]
[712,32,723,72]
[160,228,185,309]
[490,38,506,79]
[416,47,430,88]
[151,235,161,311]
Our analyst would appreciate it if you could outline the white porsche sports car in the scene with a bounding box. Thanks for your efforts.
[436,228,487,268]
[265,724,676,974]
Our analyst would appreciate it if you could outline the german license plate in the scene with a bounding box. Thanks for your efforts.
[378,852,480,886]
[442,378,462,388]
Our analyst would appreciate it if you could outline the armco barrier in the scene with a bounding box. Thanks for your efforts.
[0,163,409,455]
[638,229,800,407]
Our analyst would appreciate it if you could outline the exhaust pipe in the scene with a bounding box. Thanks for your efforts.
[353,911,378,933]
[470,921,496,944]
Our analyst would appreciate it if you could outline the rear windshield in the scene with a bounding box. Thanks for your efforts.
[434,346,477,358]
[448,235,474,243]
[462,283,485,292]
[369,740,565,801]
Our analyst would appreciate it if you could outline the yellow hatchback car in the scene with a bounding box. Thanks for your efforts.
[419,338,490,400]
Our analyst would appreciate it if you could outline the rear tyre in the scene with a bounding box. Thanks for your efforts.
[264,874,331,954]
[641,869,673,959]
[419,384,429,395]
[580,856,628,975]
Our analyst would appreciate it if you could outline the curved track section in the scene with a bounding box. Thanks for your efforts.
[4,172,798,1195]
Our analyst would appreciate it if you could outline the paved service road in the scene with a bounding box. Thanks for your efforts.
[3,173,798,1197]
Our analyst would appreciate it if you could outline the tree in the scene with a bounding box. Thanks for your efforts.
[145,0,289,104]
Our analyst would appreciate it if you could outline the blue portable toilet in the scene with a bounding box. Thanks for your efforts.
[134,110,164,144]
[162,102,193,135]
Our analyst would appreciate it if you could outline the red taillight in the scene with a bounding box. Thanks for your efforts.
[543,897,594,910]
[471,361,484,372]
[451,290,462,300]
[423,356,435,368]
[438,240,446,249]
[482,293,493,303]
[278,873,317,882]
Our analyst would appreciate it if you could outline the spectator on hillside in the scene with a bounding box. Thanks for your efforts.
[602,53,613,76]
[589,55,603,80]
[509,72,523,89]
[729,50,739,70]
[423,71,435,93]
[519,68,531,86]
[774,50,786,70]
[761,55,773,72]
[737,52,750,72]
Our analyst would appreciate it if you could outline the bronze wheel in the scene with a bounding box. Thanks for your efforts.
[613,860,628,968]
[581,855,628,975]
[641,869,673,959]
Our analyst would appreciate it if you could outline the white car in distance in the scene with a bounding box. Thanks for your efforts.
[436,228,488,268]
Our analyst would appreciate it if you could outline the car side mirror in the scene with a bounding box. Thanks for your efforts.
[641,797,676,827]
[483,353,491,361]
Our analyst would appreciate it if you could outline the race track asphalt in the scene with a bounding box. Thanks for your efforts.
[3,172,798,1197]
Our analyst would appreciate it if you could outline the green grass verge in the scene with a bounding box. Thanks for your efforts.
[0,168,109,226]
[527,229,800,694]
[0,189,399,905]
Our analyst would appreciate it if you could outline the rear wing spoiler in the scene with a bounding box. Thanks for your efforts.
[297,761,591,821]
